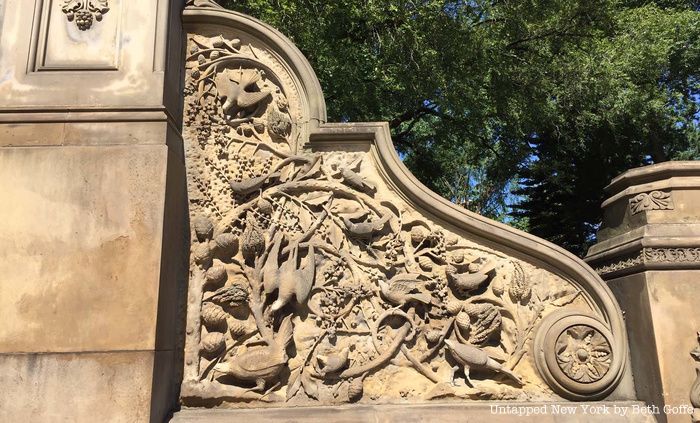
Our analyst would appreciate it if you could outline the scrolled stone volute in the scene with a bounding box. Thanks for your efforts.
[180,0,629,407]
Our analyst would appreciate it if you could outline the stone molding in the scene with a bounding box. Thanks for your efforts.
[593,247,700,277]
[628,191,674,215]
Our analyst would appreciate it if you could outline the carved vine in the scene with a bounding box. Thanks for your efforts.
[183,34,589,405]
[594,247,700,276]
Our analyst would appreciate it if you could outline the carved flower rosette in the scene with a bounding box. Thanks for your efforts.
[181,30,623,406]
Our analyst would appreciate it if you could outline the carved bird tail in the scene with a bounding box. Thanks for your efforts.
[276,315,294,351]
[488,358,523,386]
[408,292,432,304]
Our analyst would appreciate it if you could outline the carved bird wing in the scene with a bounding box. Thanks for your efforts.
[236,90,271,109]
[294,245,316,304]
[263,233,284,294]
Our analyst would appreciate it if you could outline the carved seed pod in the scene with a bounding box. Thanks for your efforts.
[229,319,247,338]
[212,284,249,307]
[425,329,442,344]
[465,303,502,345]
[451,251,465,264]
[410,226,428,245]
[204,266,227,289]
[455,311,471,335]
[241,224,265,262]
[201,303,228,329]
[418,256,433,271]
[201,332,225,356]
[444,264,457,276]
[348,377,364,402]
[446,299,463,316]
[193,242,213,267]
[509,262,531,303]
[193,215,214,241]
[213,233,238,257]
[256,198,274,215]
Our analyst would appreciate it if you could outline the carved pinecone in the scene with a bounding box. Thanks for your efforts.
[201,332,226,356]
[348,377,364,402]
[425,329,442,344]
[211,284,249,307]
[204,266,227,289]
[193,215,214,241]
[241,223,265,262]
[508,262,531,303]
[229,319,247,338]
[201,303,228,329]
[445,299,463,316]
[213,233,237,257]
[266,107,291,140]
[410,226,428,245]
[455,311,471,335]
[418,256,433,271]
[464,303,502,345]
[193,242,213,267]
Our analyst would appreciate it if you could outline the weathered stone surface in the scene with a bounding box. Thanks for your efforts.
[0,146,168,353]
[0,351,154,422]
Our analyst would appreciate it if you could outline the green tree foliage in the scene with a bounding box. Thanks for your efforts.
[221,0,700,256]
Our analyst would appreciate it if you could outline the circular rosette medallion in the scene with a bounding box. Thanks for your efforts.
[534,310,624,400]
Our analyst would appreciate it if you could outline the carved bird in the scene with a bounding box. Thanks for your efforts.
[444,339,523,386]
[378,273,431,307]
[266,242,316,312]
[341,167,375,193]
[341,214,390,242]
[212,316,293,391]
[445,264,490,294]
[214,69,271,119]
[314,348,349,376]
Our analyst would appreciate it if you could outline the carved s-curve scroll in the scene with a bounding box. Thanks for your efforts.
[181,3,628,407]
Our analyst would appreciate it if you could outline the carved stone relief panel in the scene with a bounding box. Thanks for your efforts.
[181,27,625,406]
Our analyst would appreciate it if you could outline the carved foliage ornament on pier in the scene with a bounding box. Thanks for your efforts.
[181,8,626,406]
[61,0,109,31]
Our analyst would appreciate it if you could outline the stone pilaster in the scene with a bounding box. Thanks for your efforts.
[0,1,187,421]
[586,161,700,423]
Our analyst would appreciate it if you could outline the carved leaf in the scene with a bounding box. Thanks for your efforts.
[301,372,319,400]
[551,291,581,307]
[286,367,303,401]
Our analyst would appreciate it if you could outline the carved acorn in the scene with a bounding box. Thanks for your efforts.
[213,233,238,257]
[241,222,265,262]
[201,303,228,329]
[464,303,502,345]
[201,332,226,356]
[193,215,214,241]
[205,266,227,289]
[193,242,213,267]
[508,262,531,303]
